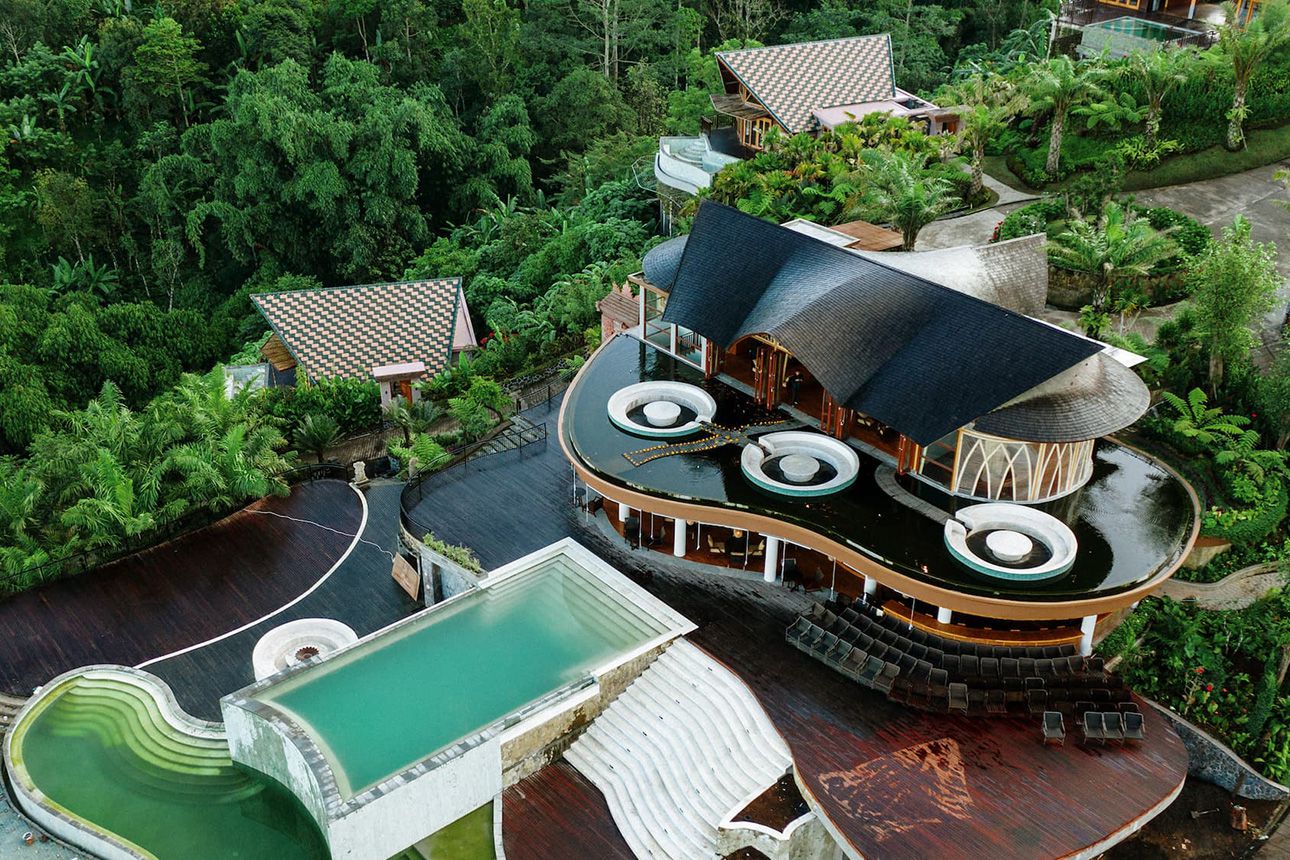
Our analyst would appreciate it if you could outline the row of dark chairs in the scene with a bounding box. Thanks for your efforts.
[791,602,1141,725]
[823,603,1107,691]
[832,598,1079,661]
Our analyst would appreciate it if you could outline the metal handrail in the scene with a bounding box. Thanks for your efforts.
[400,423,548,539]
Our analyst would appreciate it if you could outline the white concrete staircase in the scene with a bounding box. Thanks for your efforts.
[565,640,793,860]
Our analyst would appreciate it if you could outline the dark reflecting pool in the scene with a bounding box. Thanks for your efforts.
[563,337,1197,602]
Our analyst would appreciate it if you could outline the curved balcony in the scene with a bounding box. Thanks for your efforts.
[559,335,1200,621]
[654,136,742,196]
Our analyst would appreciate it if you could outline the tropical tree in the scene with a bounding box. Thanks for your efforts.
[1214,0,1290,150]
[1119,47,1191,148]
[1187,216,1281,390]
[385,398,442,445]
[292,413,341,463]
[1023,55,1105,177]
[846,149,959,250]
[1047,201,1179,335]
[941,73,1023,199]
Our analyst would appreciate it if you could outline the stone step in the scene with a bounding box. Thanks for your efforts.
[565,640,794,860]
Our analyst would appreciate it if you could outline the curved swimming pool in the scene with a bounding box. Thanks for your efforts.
[4,667,326,860]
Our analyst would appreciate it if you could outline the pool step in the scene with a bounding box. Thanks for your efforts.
[565,640,793,860]
[0,692,27,739]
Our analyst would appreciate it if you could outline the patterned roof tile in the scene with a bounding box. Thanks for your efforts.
[252,279,465,382]
[717,35,896,134]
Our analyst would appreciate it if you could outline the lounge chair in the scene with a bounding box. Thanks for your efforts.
[1101,711,1125,745]
[941,653,960,675]
[986,689,1007,715]
[813,632,840,658]
[1000,657,1020,678]
[1042,711,1065,746]
[1075,700,1095,720]
[1123,712,1146,743]
[785,617,812,643]
[839,649,868,681]
[948,683,970,714]
[1018,658,1037,677]
[825,640,853,666]
[979,657,1000,680]
[858,656,885,686]
[1118,701,1141,715]
[1035,658,1054,677]
[959,654,979,678]
[1023,676,1045,691]
[1026,689,1048,716]
[1082,711,1105,745]
[840,607,861,625]
[796,625,826,653]
[929,667,949,689]
[909,660,933,684]
[874,662,900,694]
[908,642,928,661]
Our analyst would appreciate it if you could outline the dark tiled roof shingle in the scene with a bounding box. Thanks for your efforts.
[660,203,1104,445]
[252,279,462,381]
[717,35,896,134]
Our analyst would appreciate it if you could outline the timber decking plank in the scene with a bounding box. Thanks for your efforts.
[0,480,361,697]
[502,761,635,860]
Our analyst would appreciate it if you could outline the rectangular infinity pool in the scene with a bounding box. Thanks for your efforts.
[254,547,682,797]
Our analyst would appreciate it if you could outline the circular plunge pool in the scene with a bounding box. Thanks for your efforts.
[741,431,860,497]
[944,503,1077,581]
[252,618,358,681]
[607,381,717,438]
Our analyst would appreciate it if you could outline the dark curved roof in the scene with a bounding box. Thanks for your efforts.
[974,353,1150,442]
[660,202,1103,445]
[642,236,688,291]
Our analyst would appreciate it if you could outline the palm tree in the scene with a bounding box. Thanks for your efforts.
[292,414,341,463]
[385,398,442,445]
[1047,201,1179,334]
[1023,55,1106,178]
[1120,48,1191,148]
[1216,0,1289,150]
[59,450,165,550]
[943,74,1023,200]
[846,150,959,251]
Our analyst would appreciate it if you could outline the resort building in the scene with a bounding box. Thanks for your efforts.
[570,201,1198,654]
[251,279,479,407]
[654,35,955,227]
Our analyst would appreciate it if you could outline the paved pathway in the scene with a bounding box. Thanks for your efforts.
[1158,563,1288,611]
[0,794,77,859]
[1132,161,1290,354]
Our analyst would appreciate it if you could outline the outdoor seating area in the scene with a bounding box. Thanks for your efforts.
[787,599,1141,731]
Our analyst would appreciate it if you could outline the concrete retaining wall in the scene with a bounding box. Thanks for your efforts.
[1146,699,1290,801]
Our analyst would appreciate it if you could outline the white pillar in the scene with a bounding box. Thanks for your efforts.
[936,606,953,625]
[1079,615,1097,657]
[763,536,781,583]
[862,576,877,600]
[617,502,630,521]
[673,518,687,557]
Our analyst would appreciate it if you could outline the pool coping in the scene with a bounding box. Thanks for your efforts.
[221,538,696,826]
[3,665,227,860]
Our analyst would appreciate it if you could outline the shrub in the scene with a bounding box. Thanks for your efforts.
[422,531,484,574]
[466,376,511,416]
[388,433,450,477]
[448,396,495,440]
[1203,476,1289,546]
[1096,609,1148,662]
[259,378,381,436]
[996,199,1066,241]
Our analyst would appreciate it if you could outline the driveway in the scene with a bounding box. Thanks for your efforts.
[916,160,1290,347]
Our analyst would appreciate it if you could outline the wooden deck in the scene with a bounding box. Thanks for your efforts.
[415,416,1191,859]
[148,481,421,719]
[502,762,635,860]
[0,480,362,698]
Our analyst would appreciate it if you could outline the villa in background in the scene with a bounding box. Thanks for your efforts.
[247,279,478,408]
[1056,0,1254,56]
[572,201,1198,655]
[654,35,957,228]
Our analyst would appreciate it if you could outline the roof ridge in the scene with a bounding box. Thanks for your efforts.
[251,277,461,300]
[716,33,891,59]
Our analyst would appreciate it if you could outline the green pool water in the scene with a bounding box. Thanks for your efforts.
[1093,15,1191,42]
[10,674,327,860]
[258,555,670,797]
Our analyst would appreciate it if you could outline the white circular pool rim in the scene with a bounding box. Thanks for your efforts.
[741,431,861,497]
[607,381,717,438]
[943,503,1077,581]
[252,618,359,681]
